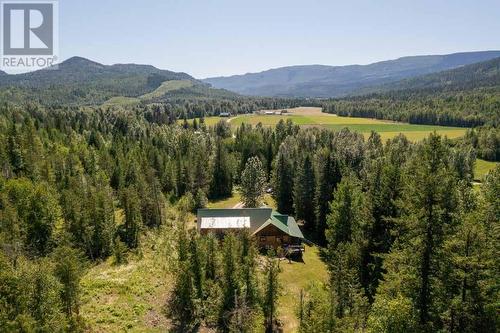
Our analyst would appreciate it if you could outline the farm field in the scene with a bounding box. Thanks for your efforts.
[200,116,227,126]
[204,107,468,141]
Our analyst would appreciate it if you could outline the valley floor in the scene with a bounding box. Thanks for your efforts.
[188,107,468,142]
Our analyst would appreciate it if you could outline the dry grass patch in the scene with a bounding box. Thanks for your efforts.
[80,228,175,332]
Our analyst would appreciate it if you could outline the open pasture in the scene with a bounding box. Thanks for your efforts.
[226,107,468,141]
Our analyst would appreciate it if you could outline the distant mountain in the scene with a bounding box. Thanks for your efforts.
[0,56,194,88]
[203,51,500,97]
[0,56,217,105]
[354,56,500,95]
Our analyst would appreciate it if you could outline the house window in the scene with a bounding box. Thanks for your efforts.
[260,236,266,243]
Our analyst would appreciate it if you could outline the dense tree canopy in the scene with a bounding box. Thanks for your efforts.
[0,100,497,332]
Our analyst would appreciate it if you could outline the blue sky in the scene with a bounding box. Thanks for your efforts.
[60,0,500,78]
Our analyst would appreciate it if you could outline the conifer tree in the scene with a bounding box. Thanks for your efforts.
[240,156,266,208]
[297,283,335,333]
[325,176,369,326]
[293,155,315,228]
[204,233,219,281]
[52,245,87,318]
[263,252,281,333]
[168,260,196,329]
[272,146,294,214]
[7,124,25,175]
[371,134,459,331]
[220,234,240,328]
[168,222,196,329]
[27,259,67,331]
[314,148,341,243]
[188,231,205,299]
[121,186,142,248]
[209,140,233,199]
[239,231,259,308]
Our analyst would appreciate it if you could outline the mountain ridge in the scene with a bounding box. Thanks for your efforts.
[202,51,500,97]
[353,56,500,95]
[0,56,237,105]
[0,56,195,87]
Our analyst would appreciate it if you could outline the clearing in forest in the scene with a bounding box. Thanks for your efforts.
[227,107,468,141]
[177,106,469,142]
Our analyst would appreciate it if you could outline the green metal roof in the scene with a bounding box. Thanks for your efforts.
[253,211,304,239]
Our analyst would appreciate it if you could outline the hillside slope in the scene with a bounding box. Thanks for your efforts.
[355,56,500,95]
[323,57,500,127]
[203,51,500,97]
[0,57,238,106]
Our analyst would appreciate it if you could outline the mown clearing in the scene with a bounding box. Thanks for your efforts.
[80,192,327,333]
[201,116,227,127]
[279,245,328,332]
[474,158,498,181]
[206,190,242,209]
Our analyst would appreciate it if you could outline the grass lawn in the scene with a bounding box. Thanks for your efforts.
[207,190,242,208]
[262,193,277,210]
[474,159,498,181]
[278,245,328,332]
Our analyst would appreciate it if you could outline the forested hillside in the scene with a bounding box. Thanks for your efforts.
[0,101,497,332]
[355,56,500,95]
[203,51,500,97]
[0,57,249,106]
[323,58,500,128]
[0,57,195,105]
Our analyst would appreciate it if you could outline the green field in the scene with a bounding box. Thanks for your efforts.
[474,159,498,181]
[227,112,467,141]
